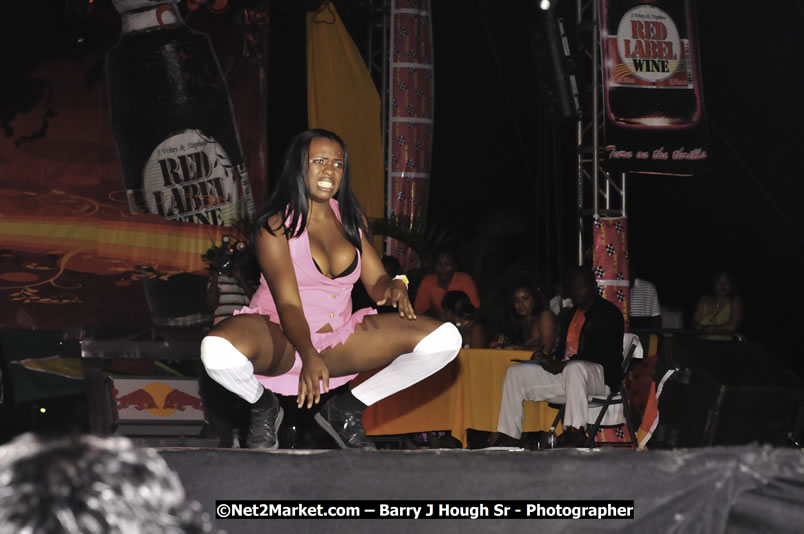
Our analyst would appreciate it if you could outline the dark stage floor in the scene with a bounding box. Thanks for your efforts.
[159,444,804,534]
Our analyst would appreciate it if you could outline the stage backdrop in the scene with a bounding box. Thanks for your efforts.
[599,0,707,176]
[0,1,268,331]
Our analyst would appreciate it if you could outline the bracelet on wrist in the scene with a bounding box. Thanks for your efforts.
[393,274,409,288]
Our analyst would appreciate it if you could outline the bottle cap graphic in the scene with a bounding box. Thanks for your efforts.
[112,0,178,14]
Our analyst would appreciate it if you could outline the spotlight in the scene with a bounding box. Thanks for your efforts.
[540,0,551,10]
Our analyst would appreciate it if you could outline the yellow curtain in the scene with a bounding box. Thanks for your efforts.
[306,2,384,232]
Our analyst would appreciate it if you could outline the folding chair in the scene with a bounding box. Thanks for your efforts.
[547,333,643,448]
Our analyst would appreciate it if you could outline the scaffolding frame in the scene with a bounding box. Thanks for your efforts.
[367,0,627,266]
[574,0,627,265]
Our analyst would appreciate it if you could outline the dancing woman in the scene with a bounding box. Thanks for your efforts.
[200,129,461,449]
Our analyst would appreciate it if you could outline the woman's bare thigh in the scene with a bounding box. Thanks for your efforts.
[320,314,445,376]
[208,314,297,376]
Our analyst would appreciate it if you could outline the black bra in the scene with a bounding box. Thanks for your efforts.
[312,253,358,279]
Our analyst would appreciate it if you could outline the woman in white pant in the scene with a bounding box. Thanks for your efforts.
[200,129,461,449]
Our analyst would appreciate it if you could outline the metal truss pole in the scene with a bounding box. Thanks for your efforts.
[575,0,627,266]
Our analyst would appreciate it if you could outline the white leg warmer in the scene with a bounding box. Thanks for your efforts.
[200,336,264,404]
[350,322,462,406]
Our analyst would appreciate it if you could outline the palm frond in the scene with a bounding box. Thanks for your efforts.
[369,215,453,266]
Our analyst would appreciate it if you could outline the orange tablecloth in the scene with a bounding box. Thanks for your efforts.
[357,348,562,447]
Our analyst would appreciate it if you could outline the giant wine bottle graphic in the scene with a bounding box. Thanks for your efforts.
[107,0,254,225]
[601,0,702,128]
[107,0,255,327]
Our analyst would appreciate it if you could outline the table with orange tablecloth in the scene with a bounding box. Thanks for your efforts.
[355,348,562,447]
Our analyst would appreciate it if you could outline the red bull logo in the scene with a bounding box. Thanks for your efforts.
[115,381,204,418]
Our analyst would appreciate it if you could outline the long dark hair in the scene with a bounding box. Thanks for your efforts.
[253,128,367,250]
[505,283,547,345]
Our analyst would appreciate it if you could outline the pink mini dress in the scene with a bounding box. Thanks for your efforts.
[234,198,377,395]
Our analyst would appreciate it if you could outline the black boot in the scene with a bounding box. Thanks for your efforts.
[314,391,376,450]
[246,389,284,450]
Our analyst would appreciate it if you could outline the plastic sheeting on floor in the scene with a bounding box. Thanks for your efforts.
[162,444,804,533]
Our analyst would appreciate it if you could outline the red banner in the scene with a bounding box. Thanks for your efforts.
[593,216,630,328]
[386,0,434,271]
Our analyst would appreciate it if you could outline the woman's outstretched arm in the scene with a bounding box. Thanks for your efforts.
[359,228,416,320]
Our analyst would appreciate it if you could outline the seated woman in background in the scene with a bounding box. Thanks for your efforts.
[498,284,558,355]
[442,290,486,348]
[692,271,744,340]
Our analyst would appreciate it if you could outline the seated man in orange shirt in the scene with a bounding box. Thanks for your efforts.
[495,266,624,447]
[414,250,481,319]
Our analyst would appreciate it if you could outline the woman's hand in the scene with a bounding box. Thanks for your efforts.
[298,352,330,409]
[356,229,415,320]
[377,280,417,320]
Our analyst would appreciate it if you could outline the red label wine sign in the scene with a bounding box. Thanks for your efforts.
[610,5,692,88]
[139,129,251,225]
